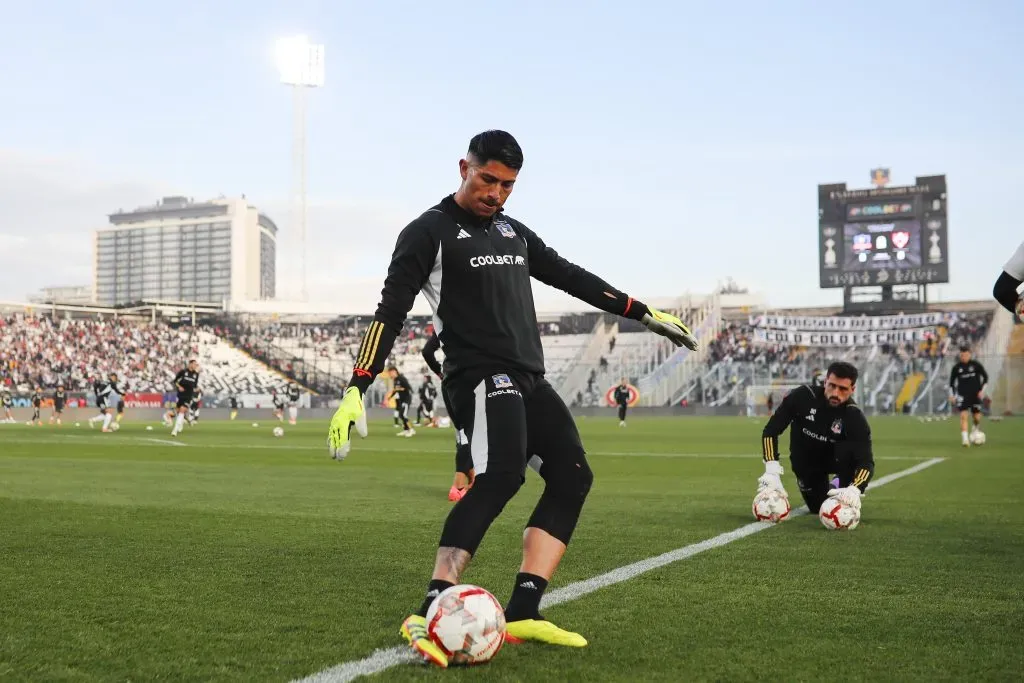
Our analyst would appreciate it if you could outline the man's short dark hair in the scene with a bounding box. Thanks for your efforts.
[959,344,971,352]
[467,130,523,170]
[826,361,858,385]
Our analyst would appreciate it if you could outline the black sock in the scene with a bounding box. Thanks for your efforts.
[504,572,548,621]
[417,579,454,617]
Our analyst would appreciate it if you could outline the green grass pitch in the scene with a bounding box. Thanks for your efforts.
[1,415,1022,682]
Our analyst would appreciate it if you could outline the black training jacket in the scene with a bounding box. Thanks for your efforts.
[349,195,649,391]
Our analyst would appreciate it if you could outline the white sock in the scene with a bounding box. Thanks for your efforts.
[89,415,104,424]
[174,413,185,434]
[289,406,297,422]
[961,430,968,442]
[103,414,113,430]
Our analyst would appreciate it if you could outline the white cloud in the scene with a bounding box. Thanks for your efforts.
[0,151,430,311]
[0,151,161,300]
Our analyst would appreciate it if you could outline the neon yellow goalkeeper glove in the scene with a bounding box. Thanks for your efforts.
[327,386,367,461]
[641,307,699,350]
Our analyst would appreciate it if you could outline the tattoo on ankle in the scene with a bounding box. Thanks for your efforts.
[436,546,472,582]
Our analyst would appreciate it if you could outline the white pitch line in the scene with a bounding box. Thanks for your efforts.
[138,437,187,447]
[0,436,931,461]
[292,456,947,683]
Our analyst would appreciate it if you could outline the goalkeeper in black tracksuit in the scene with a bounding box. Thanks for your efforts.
[324,130,699,664]
[756,361,875,517]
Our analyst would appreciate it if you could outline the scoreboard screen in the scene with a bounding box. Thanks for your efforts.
[843,220,922,271]
[818,175,948,288]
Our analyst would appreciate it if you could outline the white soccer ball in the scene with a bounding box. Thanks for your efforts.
[272,426,284,437]
[970,430,986,446]
[819,498,860,530]
[146,426,153,431]
[426,584,506,665]
[752,488,791,523]
[252,423,259,428]
[110,422,120,432]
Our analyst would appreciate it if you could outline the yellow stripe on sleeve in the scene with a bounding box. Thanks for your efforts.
[356,321,382,370]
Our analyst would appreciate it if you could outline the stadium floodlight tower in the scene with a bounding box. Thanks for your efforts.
[275,34,324,302]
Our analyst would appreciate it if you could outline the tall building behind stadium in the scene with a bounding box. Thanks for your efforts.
[93,196,277,307]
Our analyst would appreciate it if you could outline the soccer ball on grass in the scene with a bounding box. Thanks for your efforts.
[970,430,986,446]
[819,498,860,530]
[426,584,506,665]
[752,488,791,523]
[272,426,284,437]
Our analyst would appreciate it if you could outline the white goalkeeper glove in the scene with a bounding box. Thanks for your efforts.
[757,460,787,495]
[827,485,862,509]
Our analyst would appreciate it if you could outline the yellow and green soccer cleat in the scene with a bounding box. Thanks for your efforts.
[505,619,588,647]
[399,614,448,668]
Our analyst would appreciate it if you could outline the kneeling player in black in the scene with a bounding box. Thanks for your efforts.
[171,360,200,437]
[757,361,874,517]
[50,385,66,425]
[613,378,631,427]
[416,375,438,427]
[949,346,988,447]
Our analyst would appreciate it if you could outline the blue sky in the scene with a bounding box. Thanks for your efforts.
[0,0,1020,311]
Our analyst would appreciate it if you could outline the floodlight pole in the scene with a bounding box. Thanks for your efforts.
[276,35,324,304]
[292,84,308,302]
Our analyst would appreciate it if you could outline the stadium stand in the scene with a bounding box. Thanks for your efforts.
[673,309,996,414]
[0,315,287,396]
[217,312,611,406]
[0,304,1002,416]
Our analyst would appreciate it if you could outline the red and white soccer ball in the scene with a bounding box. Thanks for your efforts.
[426,584,506,665]
[819,498,860,530]
[752,488,791,523]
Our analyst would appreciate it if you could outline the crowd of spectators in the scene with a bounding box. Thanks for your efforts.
[0,309,998,403]
[0,315,199,393]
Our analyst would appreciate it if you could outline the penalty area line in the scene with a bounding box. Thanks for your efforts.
[291,456,946,683]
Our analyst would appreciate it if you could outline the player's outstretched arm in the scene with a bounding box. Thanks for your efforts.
[993,272,1023,315]
[519,224,697,350]
[994,240,1024,314]
[328,222,438,460]
[758,390,798,493]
